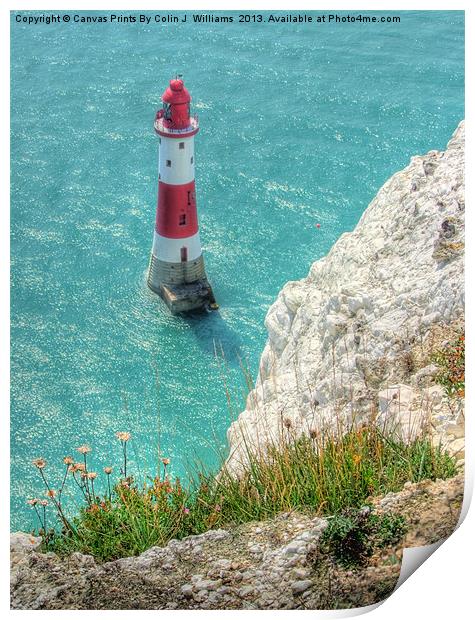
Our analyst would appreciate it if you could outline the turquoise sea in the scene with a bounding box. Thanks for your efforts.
[10,11,464,529]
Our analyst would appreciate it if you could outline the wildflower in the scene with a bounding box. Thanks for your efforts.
[183,507,190,514]
[77,445,91,455]
[81,472,88,479]
[116,432,131,442]
[75,463,86,472]
[46,489,56,498]
[161,457,170,466]
[40,500,48,506]
[87,472,97,480]
[215,504,221,512]
[68,464,77,473]
[32,458,46,469]
[63,456,74,465]
[26,498,39,506]
[353,454,362,466]
[104,466,113,475]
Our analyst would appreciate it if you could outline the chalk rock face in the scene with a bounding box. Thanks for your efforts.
[226,122,464,473]
[376,383,464,462]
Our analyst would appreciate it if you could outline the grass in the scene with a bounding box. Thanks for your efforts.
[29,422,458,562]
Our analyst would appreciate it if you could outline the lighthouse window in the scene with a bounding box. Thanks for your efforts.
[190,156,194,164]
[179,142,185,150]
[179,213,187,226]
[166,159,171,167]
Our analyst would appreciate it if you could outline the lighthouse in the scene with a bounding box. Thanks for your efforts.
[147,76,217,314]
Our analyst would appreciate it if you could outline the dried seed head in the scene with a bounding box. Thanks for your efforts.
[46,489,56,498]
[77,445,92,455]
[283,418,292,429]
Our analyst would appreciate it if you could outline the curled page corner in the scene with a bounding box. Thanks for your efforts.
[394,539,446,590]
[392,466,472,594]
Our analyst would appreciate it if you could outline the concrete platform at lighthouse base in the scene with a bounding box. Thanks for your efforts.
[158,279,217,314]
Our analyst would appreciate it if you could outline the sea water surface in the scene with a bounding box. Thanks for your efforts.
[11,11,464,529]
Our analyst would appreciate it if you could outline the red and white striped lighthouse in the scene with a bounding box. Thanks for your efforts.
[147,76,216,313]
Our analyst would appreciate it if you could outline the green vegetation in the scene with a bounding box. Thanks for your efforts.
[432,330,465,397]
[321,507,407,569]
[28,423,457,562]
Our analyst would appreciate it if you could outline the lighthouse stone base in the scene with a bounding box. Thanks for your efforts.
[148,253,217,313]
[159,279,216,314]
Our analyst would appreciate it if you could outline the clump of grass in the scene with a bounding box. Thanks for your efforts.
[27,422,457,562]
[321,507,407,569]
[432,330,465,397]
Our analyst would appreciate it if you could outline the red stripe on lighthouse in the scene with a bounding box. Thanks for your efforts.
[155,180,199,239]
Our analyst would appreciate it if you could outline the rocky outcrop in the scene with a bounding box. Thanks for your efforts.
[226,122,465,473]
[10,475,463,610]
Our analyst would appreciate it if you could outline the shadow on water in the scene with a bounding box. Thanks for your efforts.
[184,309,244,366]
[137,272,244,365]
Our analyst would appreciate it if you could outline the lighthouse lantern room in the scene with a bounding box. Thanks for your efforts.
[147,76,216,313]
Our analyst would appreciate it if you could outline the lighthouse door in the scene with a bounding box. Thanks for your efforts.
[180,247,188,262]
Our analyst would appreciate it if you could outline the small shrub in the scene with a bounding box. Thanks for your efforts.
[321,507,407,569]
[375,513,407,548]
[432,330,465,397]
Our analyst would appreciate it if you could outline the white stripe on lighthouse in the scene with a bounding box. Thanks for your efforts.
[152,230,202,263]
[159,135,195,185]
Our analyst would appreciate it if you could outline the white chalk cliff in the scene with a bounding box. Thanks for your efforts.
[227,121,465,472]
